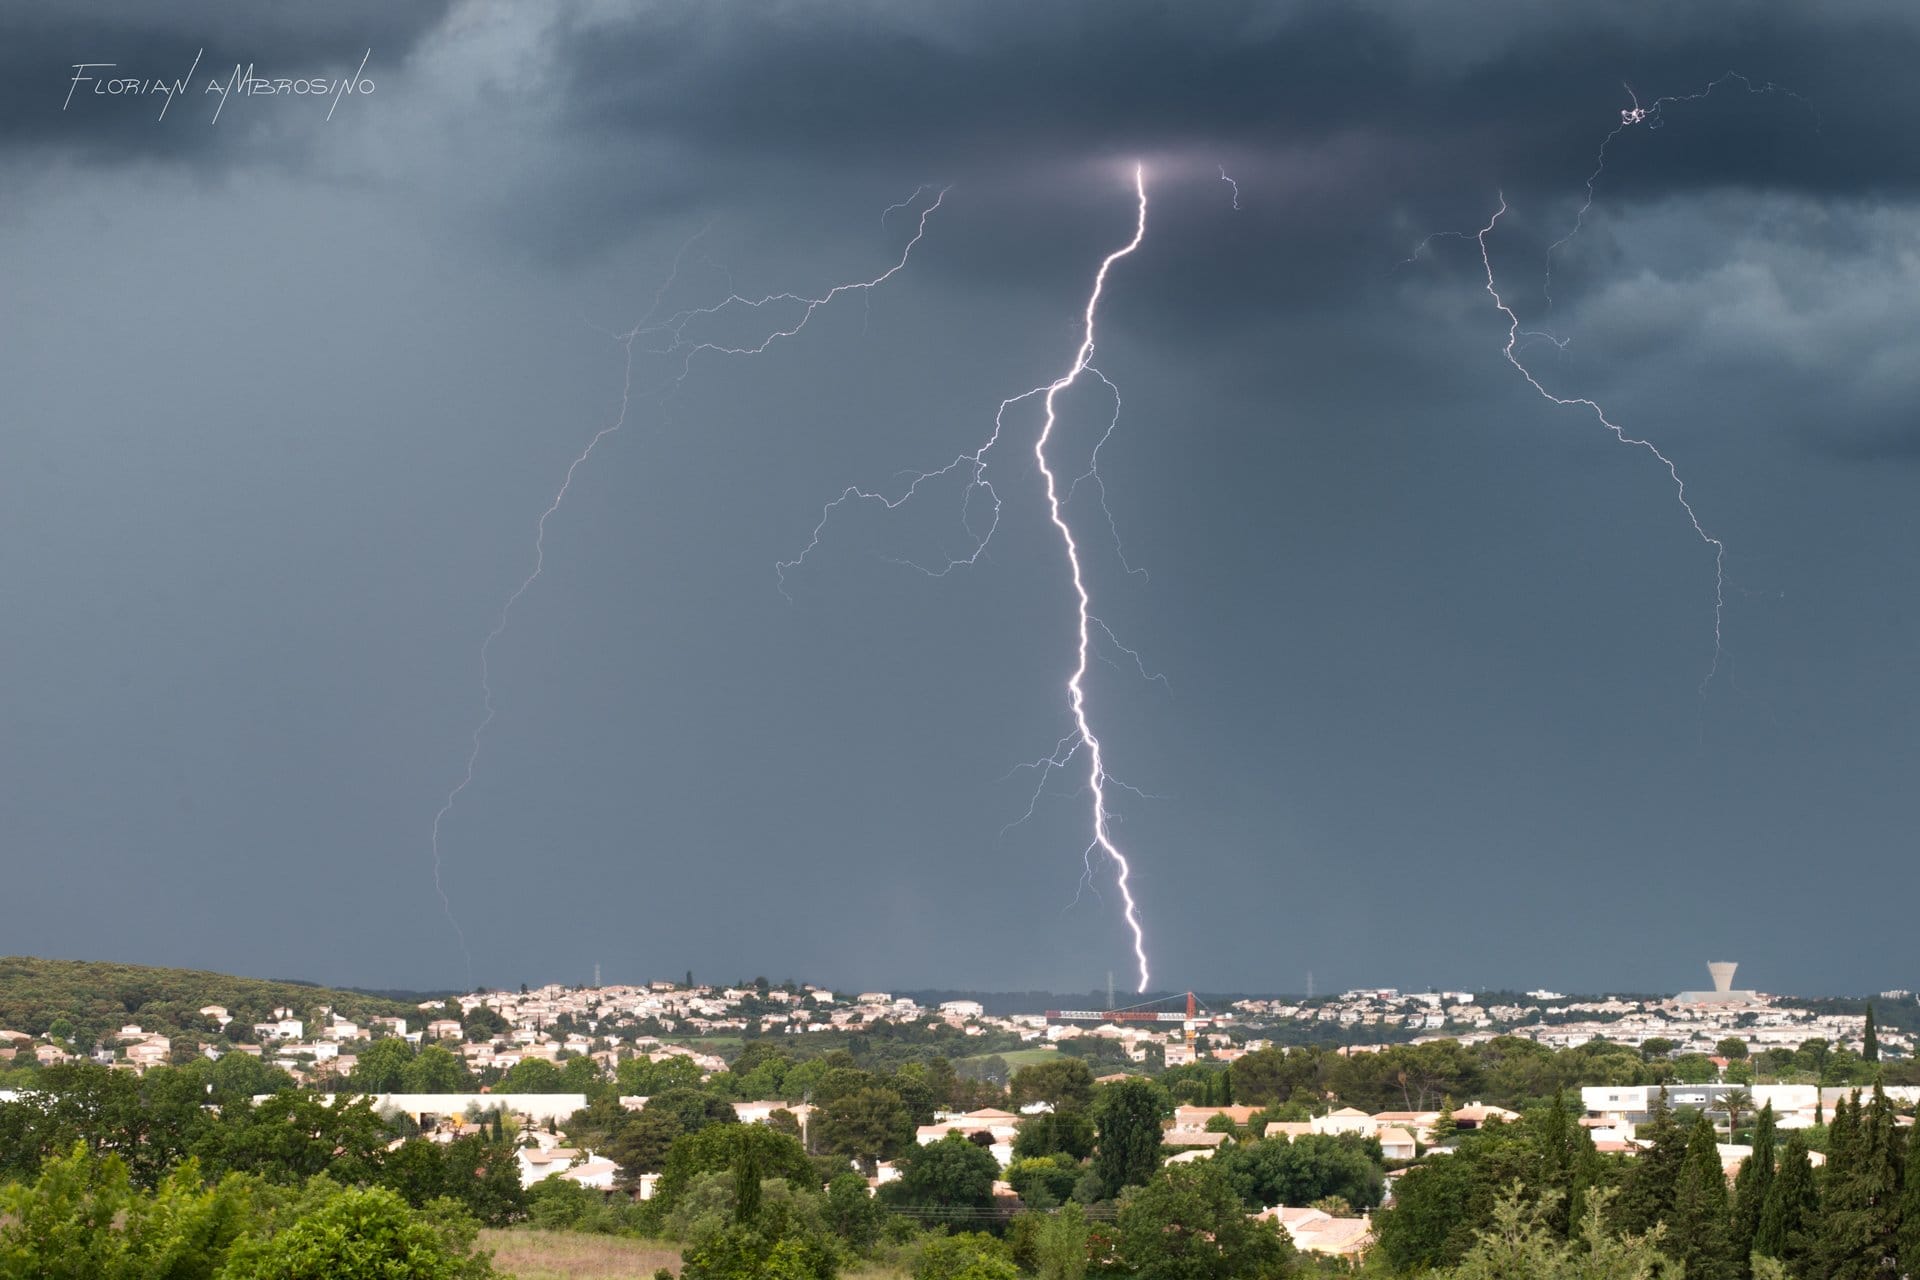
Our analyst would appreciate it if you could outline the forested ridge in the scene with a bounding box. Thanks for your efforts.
[0,956,419,1048]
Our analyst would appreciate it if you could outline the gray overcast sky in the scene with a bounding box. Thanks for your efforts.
[4,1,1915,998]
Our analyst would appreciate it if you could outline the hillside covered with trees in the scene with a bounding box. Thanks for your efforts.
[0,956,421,1051]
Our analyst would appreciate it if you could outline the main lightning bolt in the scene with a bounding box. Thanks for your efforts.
[1033,165,1152,991]
[429,191,946,978]
[782,167,1156,991]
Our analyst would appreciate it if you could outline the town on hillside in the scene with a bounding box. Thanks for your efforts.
[3,960,1911,1269]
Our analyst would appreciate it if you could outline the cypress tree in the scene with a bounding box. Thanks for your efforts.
[1616,1088,1686,1236]
[732,1139,762,1226]
[1863,1004,1879,1063]
[1671,1110,1738,1280]
[1536,1088,1574,1234]
[1756,1131,1818,1275]
[1811,1086,1901,1280]
[1897,1113,1920,1278]
[1732,1102,1777,1276]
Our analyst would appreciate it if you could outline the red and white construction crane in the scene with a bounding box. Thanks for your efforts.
[1044,991,1225,1054]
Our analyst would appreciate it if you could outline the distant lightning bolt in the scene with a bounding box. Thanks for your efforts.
[429,189,946,977]
[1479,194,1727,691]
[1413,77,1809,697]
[1219,165,1241,210]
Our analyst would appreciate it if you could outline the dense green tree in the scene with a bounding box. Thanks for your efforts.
[732,1133,764,1226]
[913,1232,1019,1280]
[460,1006,507,1039]
[1005,1154,1082,1209]
[1033,1201,1091,1280]
[1531,1089,1605,1236]
[1899,1117,1920,1277]
[616,1054,707,1096]
[822,1171,881,1252]
[350,1037,415,1093]
[657,1123,815,1214]
[676,1211,836,1278]
[522,1174,645,1234]
[817,1087,913,1171]
[1719,1038,1752,1061]
[1810,1085,1902,1280]
[557,1055,604,1094]
[1112,1160,1294,1279]
[1228,1046,1322,1108]
[1754,1131,1818,1274]
[3,1064,190,1187]
[209,1092,387,1185]
[377,1134,524,1226]
[403,1044,471,1093]
[1669,1111,1736,1280]
[1731,1102,1777,1274]
[606,1110,685,1181]
[1013,1108,1095,1161]
[493,1058,568,1093]
[663,1169,828,1250]
[220,1185,493,1280]
[1010,1059,1095,1113]
[1863,1004,1878,1062]
[1092,1076,1170,1194]
[812,1064,883,1108]
[0,1145,255,1280]
[882,1133,999,1227]
[1671,1054,1720,1084]
[648,1087,741,1136]
[1214,1134,1385,1211]
[1432,1184,1680,1280]
[1614,1090,1685,1236]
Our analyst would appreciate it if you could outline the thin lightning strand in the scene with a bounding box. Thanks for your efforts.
[1478,194,1726,691]
[1032,163,1152,991]
[428,244,696,982]
[634,189,948,376]
[430,191,946,978]
[1219,165,1241,210]
[1070,368,1149,581]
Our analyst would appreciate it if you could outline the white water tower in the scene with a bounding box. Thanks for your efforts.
[1707,962,1738,994]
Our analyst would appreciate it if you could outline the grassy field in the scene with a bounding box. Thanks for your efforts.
[480,1230,681,1279]
[480,1230,911,1279]
[952,1045,1064,1073]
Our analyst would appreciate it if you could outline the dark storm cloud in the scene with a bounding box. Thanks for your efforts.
[1,1,454,159]
[1808,424,1920,463]
[544,0,1914,207]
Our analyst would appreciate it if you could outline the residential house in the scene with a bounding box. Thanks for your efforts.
[1257,1206,1374,1260]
